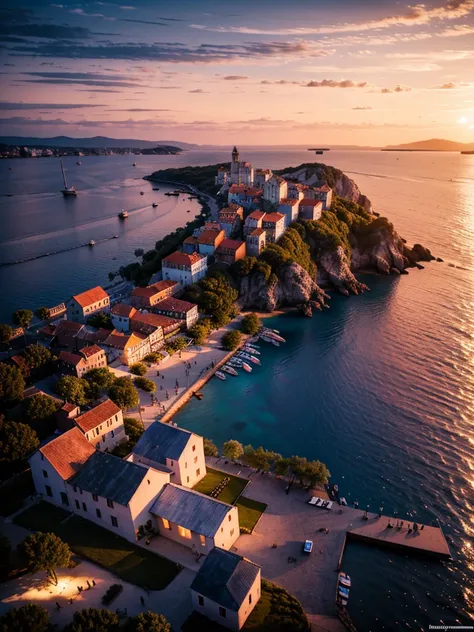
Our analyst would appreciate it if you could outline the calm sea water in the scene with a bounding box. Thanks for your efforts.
[1,149,474,629]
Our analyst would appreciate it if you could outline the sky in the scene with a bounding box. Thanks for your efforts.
[1,0,474,145]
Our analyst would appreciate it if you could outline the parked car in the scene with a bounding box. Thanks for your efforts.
[303,540,313,554]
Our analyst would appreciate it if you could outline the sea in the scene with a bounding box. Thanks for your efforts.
[1,149,473,630]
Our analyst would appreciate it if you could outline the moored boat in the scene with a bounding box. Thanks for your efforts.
[60,160,77,196]
[88,240,95,246]
[133,162,137,166]
[165,192,180,196]
[228,358,243,368]
[339,572,351,588]
[140,191,144,195]
[244,345,260,355]
[261,328,285,343]
[238,352,261,365]
[222,365,238,376]
[241,362,252,373]
[215,371,226,381]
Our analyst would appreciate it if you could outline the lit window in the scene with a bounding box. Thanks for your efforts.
[200,534,206,547]
[177,525,192,539]
[162,518,171,530]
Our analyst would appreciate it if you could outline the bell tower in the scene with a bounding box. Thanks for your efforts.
[232,146,239,163]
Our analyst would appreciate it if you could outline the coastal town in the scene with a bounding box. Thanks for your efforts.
[0,148,451,632]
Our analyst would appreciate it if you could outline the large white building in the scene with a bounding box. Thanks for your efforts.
[66,286,110,324]
[230,146,254,186]
[162,251,207,287]
[263,175,288,205]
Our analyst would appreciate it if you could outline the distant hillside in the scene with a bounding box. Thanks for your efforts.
[0,135,198,150]
[384,138,474,152]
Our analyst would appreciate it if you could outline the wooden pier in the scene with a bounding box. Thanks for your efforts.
[347,514,451,559]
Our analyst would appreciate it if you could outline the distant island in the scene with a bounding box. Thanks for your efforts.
[383,138,474,152]
[0,135,198,150]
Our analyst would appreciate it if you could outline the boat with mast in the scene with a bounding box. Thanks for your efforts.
[60,160,77,196]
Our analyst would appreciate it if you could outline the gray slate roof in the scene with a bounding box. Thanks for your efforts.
[132,422,191,464]
[69,451,148,506]
[190,548,260,611]
[150,484,232,538]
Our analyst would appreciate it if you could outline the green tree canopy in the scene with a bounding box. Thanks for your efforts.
[24,394,60,422]
[126,611,171,632]
[0,364,24,410]
[203,437,218,457]
[35,307,50,321]
[129,362,147,376]
[222,330,242,351]
[65,608,119,632]
[222,439,243,461]
[189,319,211,345]
[23,344,53,370]
[108,376,139,410]
[124,417,144,444]
[54,375,89,407]
[13,309,34,330]
[0,418,39,465]
[165,337,188,355]
[0,324,13,345]
[243,445,282,472]
[240,313,261,335]
[18,532,72,585]
[83,367,116,398]
[0,604,49,632]
[232,256,257,277]
[87,312,114,330]
[133,377,156,393]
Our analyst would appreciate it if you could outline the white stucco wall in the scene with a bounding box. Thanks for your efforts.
[173,434,206,488]
[129,467,170,534]
[82,409,127,452]
[29,451,70,508]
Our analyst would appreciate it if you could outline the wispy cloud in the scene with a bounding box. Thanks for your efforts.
[352,106,373,110]
[380,85,412,93]
[15,71,145,89]
[432,82,459,88]
[189,89,209,93]
[223,75,248,80]
[305,79,369,88]
[0,102,104,110]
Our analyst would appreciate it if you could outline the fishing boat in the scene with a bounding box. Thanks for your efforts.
[260,334,275,344]
[222,365,238,376]
[152,202,158,208]
[338,572,351,588]
[241,362,252,373]
[88,240,95,246]
[60,160,77,196]
[244,346,260,355]
[238,352,261,366]
[118,210,129,219]
[215,371,226,381]
[271,339,280,347]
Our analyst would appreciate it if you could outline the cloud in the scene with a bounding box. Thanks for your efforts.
[70,8,105,17]
[386,49,474,60]
[380,85,412,93]
[0,116,175,128]
[439,24,474,36]
[432,82,459,88]
[120,5,136,9]
[0,20,92,40]
[16,71,145,88]
[305,79,369,88]
[352,106,373,110]
[189,89,209,93]
[0,102,103,110]
[19,79,144,87]
[190,0,474,35]
[119,18,168,26]
[260,79,301,85]
[109,108,171,112]
[223,75,248,81]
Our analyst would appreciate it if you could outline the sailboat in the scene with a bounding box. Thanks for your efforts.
[60,160,77,197]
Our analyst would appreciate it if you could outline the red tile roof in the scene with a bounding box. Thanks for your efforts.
[262,212,285,223]
[80,344,103,358]
[137,313,181,330]
[131,312,167,329]
[111,303,137,318]
[249,228,265,237]
[246,211,266,220]
[279,198,299,206]
[300,198,323,207]
[62,402,78,413]
[229,185,262,196]
[183,236,199,245]
[163,251,204,267]
[75,399,121,433]
[150,280,178,292]
[155,297,197,313]
[56,320,84,334]
[216,239,246,252]
[198,229,224,246]
[59,351,84,367]
[40,427,95,480]
[132,286,157,299]
[72,286,109,309]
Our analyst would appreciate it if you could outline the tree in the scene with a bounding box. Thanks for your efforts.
[133,377,156,393]
[83,367,116,391]
[0,364,24,410]
[108,376,139,410]
[143,352,164,363]
[24,394,60,422]
[23,344,53,370]
[0,324,12,345]
[124,416,144,444]
[203,437,218,457]
[87,312,113,330]
[189,320,211,345]
[302,460,330,488]
[212,308,231,329]
[243,445,281,472]
[54,375,89,406]
[165,337,188,355]
[126,612,171,632]
[18,532,72,586]
[134,248,144,258]
[240,313,261,335]
[222,439,243,461]
[0,418,39,466]
[35,307,50,321]
[130,362,147,376]
[0,604,49,632]
[232,255,257,277]
[108,271,116,282]
[65,608,119,632]
[13,309,33,330]
[222,330,242,351]
[274,458,291,477]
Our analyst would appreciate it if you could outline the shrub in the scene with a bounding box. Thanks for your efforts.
[203,437,218,457]
[133,377,156,393]
[222,439,243,461]
[102,583,123,605]
[130,363,147,376]
[124,417,144,443]
[222,330,242,351]
[143,352,164,363]
[165,337,188,355]
[241,313,261,335]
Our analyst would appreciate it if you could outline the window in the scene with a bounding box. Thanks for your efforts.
[107,499,114,508]
[219,607,227,619]
[82,502,87,512]
[177,525,192,539]
[60,492,69,506]
[96,442,100,449]
[187,476,190,484]
[196,468,200,477]
[92,494,98,502]
[194,456,198,464]
[41,453,44,460]
[230,528,234,537]
[42,469,48,478]
[199,535,206,547]
[249,594,252,605]
[162,518,171,530]
[45,485,52,497]
[228,515,232,522]
[184,462,187,469]
[147,479,150,485]
[198,595,204,607]
[192,444,196,452]
[79,488,83,495]
[75,499,80,510]
[102,436,105,443]
[111,516,118,528]
[96,508,102,519]
[73,485,77,493]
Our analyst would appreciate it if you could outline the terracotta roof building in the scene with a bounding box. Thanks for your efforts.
[73,399,127,451]
[66,286,110,324]
[131,280,180,309]
[55,320,85,350]
[197,229,225,256]
[58,345,106,378]
[215,239,246,266]
[244,210,266,236]
[299,198,323,221]
[154,297,199,329]
[110,303,137,332]
[162,251,207,287]
[262,212,285,244]
[38,428,96,481]
[246,227,266,257]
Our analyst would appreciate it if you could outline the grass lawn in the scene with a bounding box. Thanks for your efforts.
[193,467,248,505]
[14,502,181,590]
[236,497,267,533]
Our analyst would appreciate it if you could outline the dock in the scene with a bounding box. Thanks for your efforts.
[347,514,451,559]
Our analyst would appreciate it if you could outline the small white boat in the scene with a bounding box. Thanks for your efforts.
[241,362,252,373]
[60,160,77,196]
[88,240,95,246]
[338,572,351,588]
[228,359,243,368]
[262,330,285,343]
[271,339,280,347]
[244,346,260,355]
[215,371,226,381]
[238,352,261,366]
[152,202,158,208]
[222,365,238,376]
[246,343,260,350]
[76,161,81,165]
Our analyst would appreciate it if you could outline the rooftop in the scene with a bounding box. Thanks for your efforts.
[111,304,137,318]
[190,548,260,611]
[74,399,121,434]
[279,198,299,206]
[300,198,323,207]
[80,344,103,358]
[150,484,233,538]
[133,421,192,463]
[198,229,224,246]
[39,428,95,480]
[246,211,266,221]
[183,236,199,245]
[59,351,84,367]
[249,228,265,237]
[216,239,245,253]
[131,286,158,299]
[155,297,197,313]
[56,320,84,335]
[71,286,109,309]
[150,280,179,292]
[163,251,204,267]
[262,212,285,224]
[131,311,167,330]
[69,451,148,506]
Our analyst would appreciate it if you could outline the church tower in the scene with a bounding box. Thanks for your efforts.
[231,146,240,183]
[232,146,239,163]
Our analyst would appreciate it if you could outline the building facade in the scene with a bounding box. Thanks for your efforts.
[131,280,180,309]
[153,297,199,329]
[162,251,208,286]
[246,228,266,257]
[278,198,300,227]
[299,199,323,221]
[215,239,246,265]
[197,229,226,257]
[110,304,137,333]
[58,345,107,378]
[66,286,110,323]
[74,399,127,452]
[262,213,286,243]
[263,176,288,205]
[243,210,266,237]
